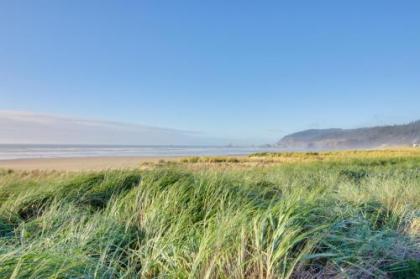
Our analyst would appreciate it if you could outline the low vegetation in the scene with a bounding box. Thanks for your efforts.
[0,150,419,278]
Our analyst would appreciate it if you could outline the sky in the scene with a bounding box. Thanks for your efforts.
[0,1,419,145]
[0,111,212,145]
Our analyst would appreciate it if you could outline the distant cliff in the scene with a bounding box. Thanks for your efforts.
[278,120,420,150]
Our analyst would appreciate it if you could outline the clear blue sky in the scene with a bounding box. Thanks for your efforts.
[1,1,419,144]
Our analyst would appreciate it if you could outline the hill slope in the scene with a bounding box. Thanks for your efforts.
[278,120,420,149]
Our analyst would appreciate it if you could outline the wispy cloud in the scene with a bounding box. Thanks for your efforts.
[0,111,208,145]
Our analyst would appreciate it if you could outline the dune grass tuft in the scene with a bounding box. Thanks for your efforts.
[0,151,419,278]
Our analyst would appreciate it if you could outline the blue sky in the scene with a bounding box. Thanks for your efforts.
[1,1,419,144]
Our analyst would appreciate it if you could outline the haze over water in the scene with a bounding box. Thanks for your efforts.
[0,145,281,160]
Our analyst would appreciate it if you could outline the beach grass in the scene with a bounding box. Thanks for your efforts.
[0,150,419,278]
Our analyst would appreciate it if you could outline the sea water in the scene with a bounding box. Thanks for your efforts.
[0,144,281,160]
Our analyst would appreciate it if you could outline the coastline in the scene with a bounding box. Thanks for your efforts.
[0,156,182,171]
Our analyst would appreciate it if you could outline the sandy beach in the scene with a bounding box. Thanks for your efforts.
[0,156,181,171]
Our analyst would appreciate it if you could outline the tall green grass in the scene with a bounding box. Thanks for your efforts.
[0,157,419,278]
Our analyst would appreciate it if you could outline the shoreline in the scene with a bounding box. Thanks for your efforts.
[1,148,418,171]
[0,156,183,171]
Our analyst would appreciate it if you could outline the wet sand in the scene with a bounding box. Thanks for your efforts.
[0,156,181,171]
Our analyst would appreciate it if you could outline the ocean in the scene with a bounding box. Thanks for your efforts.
[0,144,281,160]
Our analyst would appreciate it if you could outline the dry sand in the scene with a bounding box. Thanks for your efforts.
[0,156,181,171]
